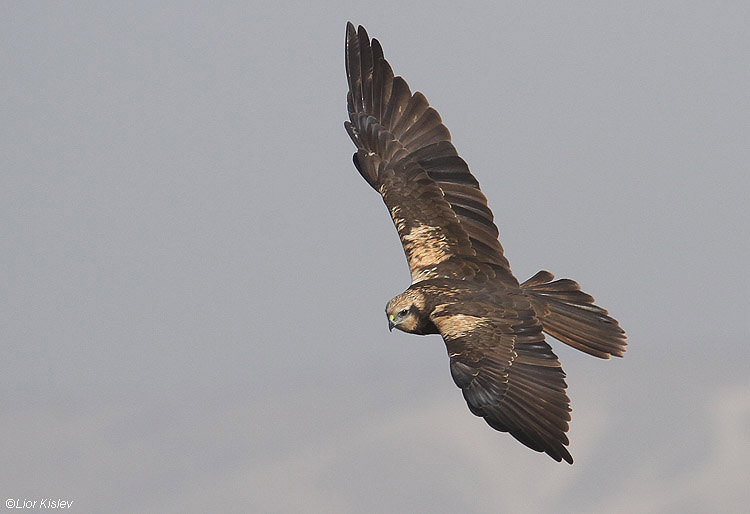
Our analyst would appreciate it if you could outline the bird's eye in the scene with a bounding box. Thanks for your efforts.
[398,308,409,317]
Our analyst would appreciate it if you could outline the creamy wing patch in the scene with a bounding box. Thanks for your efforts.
[434,313,488,340]
[400,223,453,280]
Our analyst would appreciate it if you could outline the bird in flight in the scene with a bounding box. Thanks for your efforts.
[344,22,626,464]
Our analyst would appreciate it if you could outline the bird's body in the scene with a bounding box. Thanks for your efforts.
[344,23,626,464]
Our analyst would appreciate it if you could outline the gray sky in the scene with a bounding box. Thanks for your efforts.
[3,1,749,513]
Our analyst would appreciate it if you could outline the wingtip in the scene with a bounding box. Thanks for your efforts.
[346,23,374,45]
[346,22,368,38]
[357,23,369,41]
[345,22,357,46]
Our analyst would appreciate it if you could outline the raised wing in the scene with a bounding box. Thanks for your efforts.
[431,293,574,464]
[345,23,512,283]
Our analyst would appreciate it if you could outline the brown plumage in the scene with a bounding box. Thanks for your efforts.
[344,23,626,464]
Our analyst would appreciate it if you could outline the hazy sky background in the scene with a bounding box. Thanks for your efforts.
[3,2,749,513]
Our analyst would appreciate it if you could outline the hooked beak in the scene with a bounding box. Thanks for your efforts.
[388,314,395,332]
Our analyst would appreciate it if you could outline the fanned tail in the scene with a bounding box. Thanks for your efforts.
[521,271,627,359]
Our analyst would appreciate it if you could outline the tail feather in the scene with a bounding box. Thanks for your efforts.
[521,271,627,359]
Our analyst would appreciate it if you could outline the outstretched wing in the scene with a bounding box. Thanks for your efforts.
[345,23,512,283]
[431,293,574,464]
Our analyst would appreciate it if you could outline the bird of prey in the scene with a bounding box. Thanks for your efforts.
[344,23,626,464]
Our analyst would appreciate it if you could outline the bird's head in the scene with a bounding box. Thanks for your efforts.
[385,289,426,333]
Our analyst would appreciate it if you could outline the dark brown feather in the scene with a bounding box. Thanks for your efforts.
[522,271,627,358]
[430,288,574,464]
